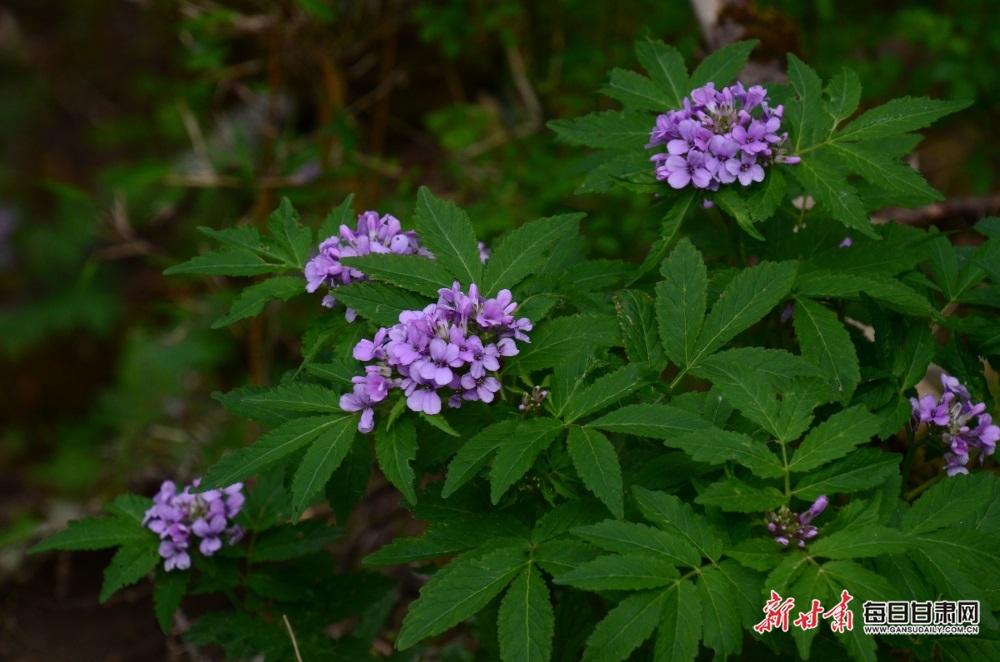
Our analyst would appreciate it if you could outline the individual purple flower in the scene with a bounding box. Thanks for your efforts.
[647,82,799,193]
[143,479,245,572]
[340,384,377,433]
[765,496,827,549]
[478,241,491,263]
[911,373,998,475]
[838,237,853,248]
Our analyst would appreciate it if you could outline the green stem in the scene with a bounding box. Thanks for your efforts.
[904,471,945,502]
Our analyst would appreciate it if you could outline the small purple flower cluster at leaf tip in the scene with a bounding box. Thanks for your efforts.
[142,479,244,572]
[647,81,799,191]
[765,495,827,548]
[911,373,999,476]
[341,281,532,433]
[304,210,433,321]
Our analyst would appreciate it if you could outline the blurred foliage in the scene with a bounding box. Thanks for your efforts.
[0,0,995,525]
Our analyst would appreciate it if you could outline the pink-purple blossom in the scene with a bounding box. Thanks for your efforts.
[142,479,244,572]
[304,210,433,319]
[911,373,999,476]
[340,282,532,433]
[647,82,799,192]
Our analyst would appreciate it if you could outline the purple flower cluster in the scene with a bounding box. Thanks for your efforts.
[647,82,799,191]
[340,282,532,433]
[765,495,827,548]
[142,479,245,572]
[304,210,433,321]
[911,373,999,476]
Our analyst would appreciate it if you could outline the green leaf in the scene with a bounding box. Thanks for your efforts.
[786,53,825,150]
[163,248,282,277]
[601,68,670,111]
[586,403,711,439]
[266,197,312,268]
[789,153,875,237]
[334,281,430,327]
[792,448,900,500]
[499,565,554,662]
[793,297,861,401]
[339,253,455,298]
[102,494,154,523]
[201,415,353,489]
[629,192,695,285]
[666,429,786,478]
[490,418,563,504]
[100,543,160,603]
[725,538,786,571]
[745,168,787,223]
[376,418,419,505]
[482,214,583,295]
[656,238,707,369]
[396,544,527,650]
[508,314,619,372]
[633,487,725,562]
[534,542,601,580]
[567,426,624,518]
[795,270,939,318]
[828,140,943,207]
[318,194,356,241]
[305,359,357,389]
[690,260,798,366]
[29,516,152,553]
[249,519,343,562]
[365,517,527,565]
[788,406,881,472]
[902,472,995,535]
[836,96,972,142]
[690,359,781,438]
[821,559,897,602]
[211,276,305,328]
[713,186,764,240]
[326,431,372,523]
[697,565,744,659]
[443,418,519,497]
[233,383,345,414]
[689,40,758,90]
[614,290,667,370]
[572,520,700,568]
[695,478,785,512]
[808,526,910,559]
[153,569,189,634]
[655,580,701,662]
[413,187,483,286]
[635,37,689,109]
[197,225,281,261]
[547,110,655,149]
[556,554,678,592]
[290,414,356,514]
[564,365,647,423]
[824,67,862,129]
[583,589,670,662]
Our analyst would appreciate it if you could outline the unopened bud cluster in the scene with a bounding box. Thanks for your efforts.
[519,385,549,413]
[911,373,999,476]
[765,495,827,548]
[142,479,245,572]
[647,82,799,191]
[341,283,532,433]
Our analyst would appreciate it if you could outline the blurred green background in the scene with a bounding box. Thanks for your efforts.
[1,0,997,575]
